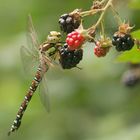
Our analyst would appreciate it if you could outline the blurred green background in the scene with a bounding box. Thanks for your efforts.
[0,0,140,140]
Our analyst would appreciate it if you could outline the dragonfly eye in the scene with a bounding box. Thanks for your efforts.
[53,38,56,41]
[57,34,61,38]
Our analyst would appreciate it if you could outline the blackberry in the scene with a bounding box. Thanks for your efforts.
[112,33,134,51]
[122,70,139,87]
[94,41,111,57]
[59,13,81,34]
[129,63,140,69]
[94,45,109,57]
[122,63,140,87]
[66,31,85,50]
[59,44,83,69]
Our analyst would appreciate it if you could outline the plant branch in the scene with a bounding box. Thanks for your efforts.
[100,0,108,5]
[80,0,108,17]
[80,9,104,17]
[87,0,114,32]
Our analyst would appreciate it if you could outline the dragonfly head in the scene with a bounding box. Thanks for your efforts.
[47,31,61,44]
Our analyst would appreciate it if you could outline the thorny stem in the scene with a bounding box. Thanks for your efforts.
[100,0,108,5]
[87,0,114,32]
[80,9,104,17]
[80,0,108,17]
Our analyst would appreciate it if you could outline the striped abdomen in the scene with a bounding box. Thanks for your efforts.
[8,65,47,136]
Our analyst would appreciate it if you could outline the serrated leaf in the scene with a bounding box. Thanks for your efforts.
[116,30,140,63]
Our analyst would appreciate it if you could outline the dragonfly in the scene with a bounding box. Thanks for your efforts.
[8,15,62,136]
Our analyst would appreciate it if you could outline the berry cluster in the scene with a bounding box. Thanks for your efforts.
[57,1,137,70]
[58,11,84,69]
[59,44,83,69]
[59,0,138,74]
[57,2,137,72]
[112,33,134,51]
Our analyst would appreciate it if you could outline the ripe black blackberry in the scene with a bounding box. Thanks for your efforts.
[59,43,83,69]
[59,13,81,34]
[122,63,140,87]
[112,33,134,52]
[122,70,139,87]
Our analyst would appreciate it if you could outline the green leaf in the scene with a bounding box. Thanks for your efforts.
[116,30,140,63]
[131,29,140,38]
[129,0,140,10]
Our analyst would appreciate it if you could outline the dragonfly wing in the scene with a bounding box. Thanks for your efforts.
[46,63,64,80]
[39,76,51,112]
[45,52,64,80]
[21,15,41,77]
[20,45,39,77]
[27,14,40,51]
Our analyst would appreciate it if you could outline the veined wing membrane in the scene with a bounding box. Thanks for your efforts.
[39,76,51,112]
[21,15,40,77]
[27,14,40,51]
[20,45,39,77]
[45,52,64,80]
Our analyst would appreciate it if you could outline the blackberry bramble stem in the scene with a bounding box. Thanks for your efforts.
[80,8,104,17]
[88,0,114,32]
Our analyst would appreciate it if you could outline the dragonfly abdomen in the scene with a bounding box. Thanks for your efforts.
[8,66,44,135]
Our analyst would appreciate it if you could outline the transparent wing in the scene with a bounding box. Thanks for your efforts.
[46,52,64,80]
[38,54,64,112]
[46,64,64,80]
[20,15,40,77]
[20,45,39,77]
[39,76,50,112]
[26,14,40,52]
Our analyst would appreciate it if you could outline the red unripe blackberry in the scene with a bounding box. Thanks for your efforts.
[59,13,81,34]
[112,33,134,51]
[59,43,83,69]
[94,41,110,57]
[66,31,85,50]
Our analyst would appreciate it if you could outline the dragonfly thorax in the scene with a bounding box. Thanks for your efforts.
[39,43,50,52]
